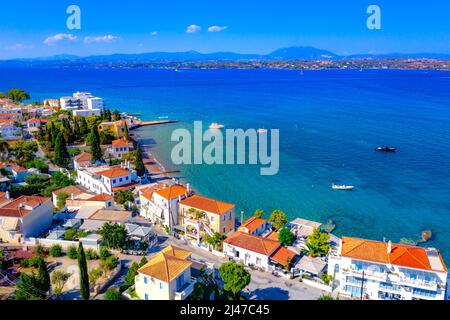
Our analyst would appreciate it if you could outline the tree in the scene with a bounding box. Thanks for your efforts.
[278,227,295,246]
[56,192,69,210]
[26,159,49,173]
[253,209,265,218]
[134,143,146,177]
[304,228,331,258]
[54,132,70,167]
[219,262,251,300]
[51,270,71,299]
[77,243,90,300]
[268,209,288,231]
[80,117,88,136]
[114,190,133,206]
[15,273,46,300]
[104,287,122,300]
[49,244,62,257]
[113,109,121,121]
[6,88,30,103]
[99,223,128,250]
[89,126,103,162]
[37,257,50,293]
[204,232,227,251]
[67,246,78,259]
[193,267,222,300]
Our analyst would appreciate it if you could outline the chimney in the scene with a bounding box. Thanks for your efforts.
[186,184,190,191]
[387,240,392,254]
[71,193,74,201]
[6,191,10,199]
[241,211,244,225]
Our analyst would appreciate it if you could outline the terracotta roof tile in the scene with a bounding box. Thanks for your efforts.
[224,231,281,256]
[270,246,297,265]
[238,216,268,233]
[97,167,130,179]
[179,195,235,215]
[155,184,188,200]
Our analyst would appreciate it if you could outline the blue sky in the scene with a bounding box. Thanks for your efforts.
[1,0,450,59]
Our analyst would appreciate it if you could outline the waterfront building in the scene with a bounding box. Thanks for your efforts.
[73,152,92,170]
[107,139,133,159]
[139,184,191,231]
[72,108,101,117]
[135,245,196,300]
[177,194,235,243]
[238,216,272,237]
[0,120,22,140]
[327,236,448,300]
[223,231,296,272]
[76,165,138,195]
[0,195,53,243]
[60,96,82,110]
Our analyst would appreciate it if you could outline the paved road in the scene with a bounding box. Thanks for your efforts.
[98,226,335,300]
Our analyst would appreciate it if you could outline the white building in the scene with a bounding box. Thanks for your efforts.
[139,184,191,231]
[107,139,133,159]
[328,236,448,300]
[135,245,196,300]
[72,109,101,117]
[223,231,296,272]
[60,97,81,110]
[0,195,53,243]
[0,120,22,140]
[76,166,138,195]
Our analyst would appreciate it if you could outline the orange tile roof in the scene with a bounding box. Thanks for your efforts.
[87,193,114,201]
[112,139,132,147]
[179,195,235,215]
[53,185,86,196]
[27,118,42,123]
[0,196,50,218]
[155,184,188,200]
[88,209,132,222]
[74,152,92,163]
[112,181,140,192]
[224,231,281,256]
[341,237,448,272]
[140,186,159,201]
[97,167,130,179]
[270,246,297,266]
[0,192,10,206]
[266,231,279,241]
[238,216,268,233]
[12,166,27,173]
[138,245,192,282]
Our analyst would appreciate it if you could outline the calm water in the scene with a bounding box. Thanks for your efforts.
[1,67,450,261]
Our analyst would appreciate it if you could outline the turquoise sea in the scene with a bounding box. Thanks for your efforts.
[1,67,450,262]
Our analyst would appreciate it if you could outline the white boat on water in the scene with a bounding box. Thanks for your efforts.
[332,183,354,190]
[209,122,224,129]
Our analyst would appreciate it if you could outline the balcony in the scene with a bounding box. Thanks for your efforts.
[345,266,387,281]
[174,279,197,300]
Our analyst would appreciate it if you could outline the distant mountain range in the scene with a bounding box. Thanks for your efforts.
[2,46,450,65]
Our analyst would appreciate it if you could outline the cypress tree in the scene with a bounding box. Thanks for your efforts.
[123,121,130,141]
[77,243,90,300]
[80,117,88,136]
[54,132,70,167]
[113,109,120,121]
[37,257,50,293]
[134,143,146,177]
[106,109,112,121]
[90,126,103,162]
[73,117,80,141]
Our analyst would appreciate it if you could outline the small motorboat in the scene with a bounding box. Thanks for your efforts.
[257,128,268,134]
[332,183,354,190]
[376,146,397,152]
[209,122,224,130]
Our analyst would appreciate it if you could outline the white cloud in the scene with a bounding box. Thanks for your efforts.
[5,43,31,51]
[84,35,119,44]
[151,31,158,36]
[208,25,228,32]
[44,33,77,46]
[186,25,202,33]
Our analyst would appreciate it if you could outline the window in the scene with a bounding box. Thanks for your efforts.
[211,216,214,221]
[159,282,164,290]
[144,276,148,284]
[256,257,261,265]
[223,227,226,233]
[119,178,123,182]
[223,215,226,221]
[144,293,149,300]
[126,176,129,181]
[113,179,116,184]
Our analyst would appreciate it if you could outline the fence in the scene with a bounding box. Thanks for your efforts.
[26,237,100,251]
[302,278,333,292]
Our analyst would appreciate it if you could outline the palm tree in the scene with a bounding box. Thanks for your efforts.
[204,232,227,251]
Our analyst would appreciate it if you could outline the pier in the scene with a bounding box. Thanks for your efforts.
[130,119,178,130]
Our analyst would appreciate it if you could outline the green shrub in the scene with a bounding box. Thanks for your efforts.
[67,246,78,259]
[85,249,99,260]
[35,245,45,256]
[100,255,119,271]
[104,287,122,300]
[64,227,78,241]
[99,246,110,260]
[49,244,62,257]
[20,256,41,268]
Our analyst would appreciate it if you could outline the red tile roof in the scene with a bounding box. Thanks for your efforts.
[0,196,50,218]
[341,237,448,273]
[112,139,132,147]
[73,152,92,164]
[12,166,27,173]
[53,185,86,196]
[270,246,297,266]
[97,167,131,179]
[87,193,114,202]
[179,195,235,215]
[238,216,268,233]
[224,231,281,256]
[155,184,189,200]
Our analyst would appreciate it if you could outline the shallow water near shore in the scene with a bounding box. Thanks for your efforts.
[2,67,450,262]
